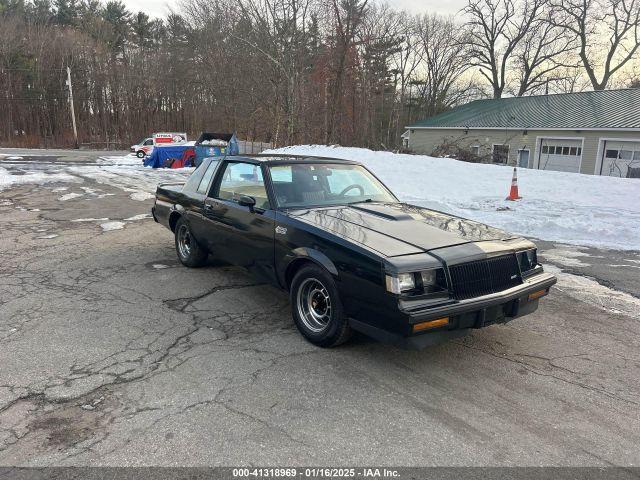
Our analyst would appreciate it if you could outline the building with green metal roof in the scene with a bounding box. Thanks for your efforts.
[404,89,640,177]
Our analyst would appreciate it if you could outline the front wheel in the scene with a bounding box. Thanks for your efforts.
[136,150,146,158]
[174,217,208,268]
[290,264,352,347]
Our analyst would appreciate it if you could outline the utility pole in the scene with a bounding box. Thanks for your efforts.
[66,66,79,149]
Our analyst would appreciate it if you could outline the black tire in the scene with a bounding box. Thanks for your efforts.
[290,264,352,348]
[136,150,145,158]
[174,217,208,268]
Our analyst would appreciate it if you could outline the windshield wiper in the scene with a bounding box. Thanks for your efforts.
[348,198,375,205]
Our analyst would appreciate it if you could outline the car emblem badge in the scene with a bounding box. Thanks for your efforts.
[275,226,287,235]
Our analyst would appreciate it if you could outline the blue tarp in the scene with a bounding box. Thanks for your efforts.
[144,145,192,168]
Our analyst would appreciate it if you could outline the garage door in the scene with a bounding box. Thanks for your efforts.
[600,141,640,178]
[538,139,582,173]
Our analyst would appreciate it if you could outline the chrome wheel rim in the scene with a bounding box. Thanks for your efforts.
[177,225,192,258]
[297,278,332,333]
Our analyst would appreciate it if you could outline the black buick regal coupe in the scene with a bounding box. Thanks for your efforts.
[152,155,556,349]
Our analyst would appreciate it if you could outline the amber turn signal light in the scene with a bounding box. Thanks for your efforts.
[528,289,548,301]
[413,317,449,333]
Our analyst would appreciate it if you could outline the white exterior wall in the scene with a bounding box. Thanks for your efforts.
[406,127,640,175]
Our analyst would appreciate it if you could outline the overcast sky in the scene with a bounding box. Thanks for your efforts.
[122,0,468,18]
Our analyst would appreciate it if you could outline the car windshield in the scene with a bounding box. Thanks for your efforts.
[269,163,397,208]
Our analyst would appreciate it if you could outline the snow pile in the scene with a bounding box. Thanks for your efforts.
[97,155,143,166]
[266,145,640,251]
[0,166,79,192]
[100,221,125,232]
[67,165,192,198]
[125,213,152,221]
[59,192,83,201]
[129,191,155,201]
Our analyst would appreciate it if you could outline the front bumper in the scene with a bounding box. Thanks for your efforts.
[349,272,557,350]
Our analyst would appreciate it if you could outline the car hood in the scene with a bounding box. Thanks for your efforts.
[290,202,518,257]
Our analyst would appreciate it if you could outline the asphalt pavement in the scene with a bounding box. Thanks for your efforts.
[0,149,639,467]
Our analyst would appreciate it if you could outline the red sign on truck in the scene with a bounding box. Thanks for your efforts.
[153,133,187,144]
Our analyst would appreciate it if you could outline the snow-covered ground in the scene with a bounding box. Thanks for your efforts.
[0,166,80,190]
[0,153,193,201]
[266,145,640,251]
[2,148,639,251]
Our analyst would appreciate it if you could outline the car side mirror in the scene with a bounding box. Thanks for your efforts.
[238,195,256,211]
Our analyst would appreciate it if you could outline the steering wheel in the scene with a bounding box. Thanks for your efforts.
[339,184,365,197]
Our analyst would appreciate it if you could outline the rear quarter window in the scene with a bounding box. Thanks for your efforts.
[183,159,220,194]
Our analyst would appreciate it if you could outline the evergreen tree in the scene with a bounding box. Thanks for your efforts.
[0,0,25,17]
[132,11,152,49]
[102,0,130,55]
[54,0,78,26]
[29,0,53,24]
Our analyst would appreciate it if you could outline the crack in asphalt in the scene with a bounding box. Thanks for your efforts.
[453,341,640,408]
[0,216,298,460]
[2,166,640,466]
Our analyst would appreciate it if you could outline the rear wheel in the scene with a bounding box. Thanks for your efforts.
[174,217,208,268]
[290,264,351,347]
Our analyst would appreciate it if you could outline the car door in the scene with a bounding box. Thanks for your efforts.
[185,159,221,243]
[203,160,277,283]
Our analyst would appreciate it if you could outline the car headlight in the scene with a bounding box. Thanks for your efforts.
[385,268,447,295]
[420,268,448,293]
[517,248,538,272]
[385,273,415,294]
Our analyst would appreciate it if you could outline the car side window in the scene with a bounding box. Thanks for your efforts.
[216,162,269,209]
[144,139,153,146]
[196,161,219,195]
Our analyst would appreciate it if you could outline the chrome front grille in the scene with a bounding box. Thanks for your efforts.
[448,254,521,300]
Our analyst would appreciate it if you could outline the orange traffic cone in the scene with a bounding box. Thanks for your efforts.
[506,167,522,201]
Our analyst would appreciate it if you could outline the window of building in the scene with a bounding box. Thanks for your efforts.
[605,149,620,159]
[542,145,549,154]
[471,145,480,155]
[492,145,509,163]
[620,150,633,160]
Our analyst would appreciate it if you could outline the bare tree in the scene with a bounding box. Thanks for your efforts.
[229,0,316,144]
[357,3,404,147]
[545,65,593,93]
[389,11,424,139]
[513,11,575,95]
[325,0,369,144]
[550,0,640,90]
[414,14,472,116]
[464,0,545,98]
[0,0,490,149]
